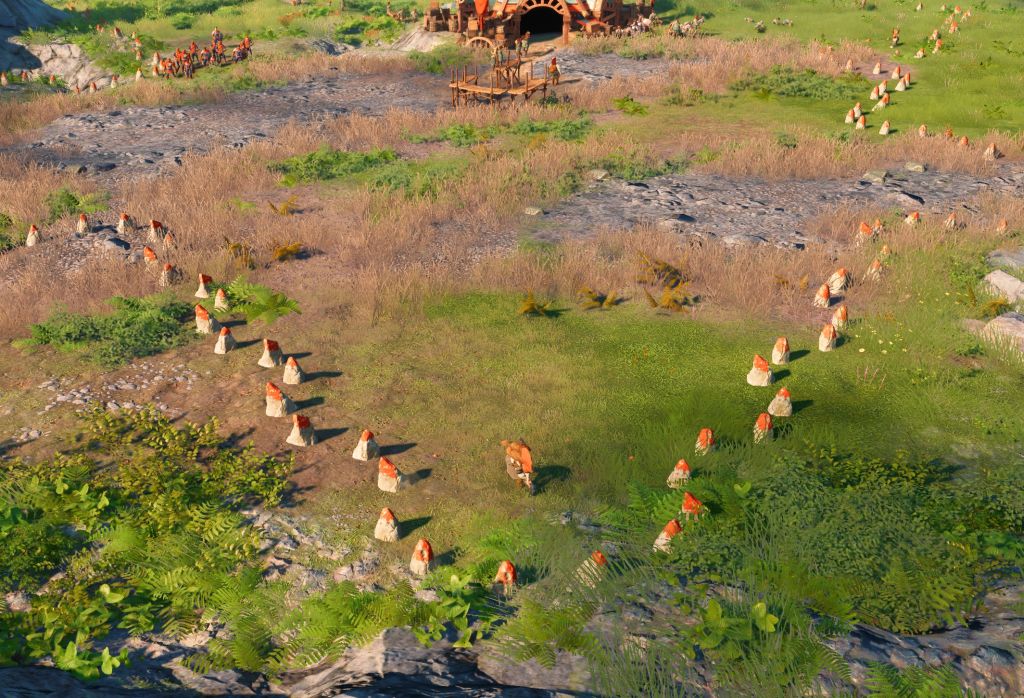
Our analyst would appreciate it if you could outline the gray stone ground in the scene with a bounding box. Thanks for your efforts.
[10,71,446,180]
[1,50,668,182]
[534,166,1024,248]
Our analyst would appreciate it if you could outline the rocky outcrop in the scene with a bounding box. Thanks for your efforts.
[988,247,1024,271]
[538,166,1024,249]
[279,627,566,697]
[0,0,66,30]
[0,0,74,79]
[25,41,110,87]
[827,582,1024,696]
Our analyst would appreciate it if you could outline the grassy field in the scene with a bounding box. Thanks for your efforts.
[1,0,1023,692]
[584,0,1024,140]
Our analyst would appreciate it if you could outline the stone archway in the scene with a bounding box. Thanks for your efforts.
[516,0,574,44]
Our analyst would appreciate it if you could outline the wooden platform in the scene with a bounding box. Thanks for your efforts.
[449,62,550,107]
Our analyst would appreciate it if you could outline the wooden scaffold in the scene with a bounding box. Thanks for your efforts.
[449,58,550,108]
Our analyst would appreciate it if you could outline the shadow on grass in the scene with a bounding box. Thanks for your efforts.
[434,549,457,567]
[278,481,317,508]
[400,516,431,539]
[791,399,813,414]
[789,349,811,362]
[223,427,256,448]
[235,339,261,350]
[306,370,343,381]
[533,464,571,493]
[288,351,313,360]
[773,368,791,381]
[406,468,432,485]
[381,442,417,456]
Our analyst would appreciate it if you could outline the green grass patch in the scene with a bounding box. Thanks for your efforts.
[333,14,403,46]
[271,146,399,186]
[29,294,193,368]
[44,187,109,225]
[271,146,468,198]
[731,66,868,101]
[410,116,594,147]
[408,44,477,75]
[0,213,25,252]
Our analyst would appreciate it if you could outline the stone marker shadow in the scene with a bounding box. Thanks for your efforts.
[315,426,348,443]
[381,442,417,456]
[400,516,431,540]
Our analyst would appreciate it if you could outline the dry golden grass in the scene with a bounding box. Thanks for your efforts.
[565,36,875,110]
[0,90,1019,339]
[673,129,1019,179]
[0,155,99,223]
[0,81,228,145]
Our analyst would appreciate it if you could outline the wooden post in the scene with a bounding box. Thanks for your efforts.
[562,12,570,45]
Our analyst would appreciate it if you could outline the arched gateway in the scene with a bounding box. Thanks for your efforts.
[422,0,647,46]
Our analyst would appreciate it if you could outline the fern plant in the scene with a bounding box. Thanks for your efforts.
[224,277,301,324]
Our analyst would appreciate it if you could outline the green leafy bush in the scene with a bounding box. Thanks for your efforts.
[613,96,648,115]
[333,14,402,46]
[44,187,108,225]
[507,116,594,142]
[169,12,195,29]
[30,294,193,367]
[364,157,466,198]
[0,212,24,252]
[0,409,292,677]
[408,44,477,74]
[731,66,868,100]
[411,117,592,148]
[271,146,398,185]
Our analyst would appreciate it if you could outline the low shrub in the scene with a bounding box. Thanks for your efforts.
[408,44,477,74]
[731,66,867,101]
[30,294,193,367]
[271,147,398,185]
[44,187,108,225]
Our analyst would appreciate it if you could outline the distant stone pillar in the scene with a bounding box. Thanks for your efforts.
[562,12,570,45]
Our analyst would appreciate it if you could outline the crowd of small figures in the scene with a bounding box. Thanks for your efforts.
[0,25,252,93]
[147,27,253,81]
[842,4,998,146]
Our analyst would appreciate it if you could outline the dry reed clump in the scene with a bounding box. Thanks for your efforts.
[468,224,887,324]
[0,155,100,224]
[564,36,875,110]
[654,127,1016,180]
[240,51,415,81]
[0,81,227,145]
[0,251,153,332]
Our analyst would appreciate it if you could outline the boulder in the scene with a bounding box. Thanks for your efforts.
[988,247,1024,271]
[983,312,1024,352]
[984,270,1024,304]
